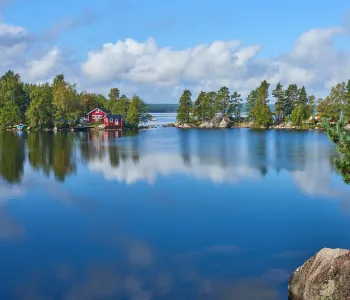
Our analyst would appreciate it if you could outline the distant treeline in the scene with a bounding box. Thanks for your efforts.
[147,104,179,113]
[146,103,274,113]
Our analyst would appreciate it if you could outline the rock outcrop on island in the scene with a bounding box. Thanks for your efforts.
[176,116,234,129]
[288,248,350,300]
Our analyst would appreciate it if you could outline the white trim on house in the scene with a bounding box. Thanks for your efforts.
[86,107,107,116]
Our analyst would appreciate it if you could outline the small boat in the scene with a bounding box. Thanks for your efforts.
[16,124,25,131]
[151,117,157,121]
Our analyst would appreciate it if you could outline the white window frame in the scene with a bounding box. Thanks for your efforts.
[110,118,113,122]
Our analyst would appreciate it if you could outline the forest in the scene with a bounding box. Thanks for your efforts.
[176,80,350,127]
[0,71,150,129]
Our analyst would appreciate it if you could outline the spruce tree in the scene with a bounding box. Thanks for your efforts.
[177,89,193,124]
[246,89,258,122]
[252,80,273,127]
[216,86,231,116]
[272,82,285,118]
[202,92,217,120]
[229,91,242,121]
[193,91,206,121]
[297,86,308,106]
[284,84,299,116]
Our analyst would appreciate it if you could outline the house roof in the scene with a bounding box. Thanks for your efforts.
[106,113,123,119]
[86,107,108,115]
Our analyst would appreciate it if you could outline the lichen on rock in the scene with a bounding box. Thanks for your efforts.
[288,248,350,300]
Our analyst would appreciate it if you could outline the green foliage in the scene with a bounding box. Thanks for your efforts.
[108,88,120,101]
[290,104,308,126]
[284,84,299,116]
[126,95,151,129]
[177,89,193,124]
[0,71,29,126]
[344,80,350,121]
[318,82,346,120]
[109,94,130,117]
[193,91,207,121]
[26,83,53,128]
[81,92,106,114]
[230,91,242,121]
[272,82,285,118]
[322,118,350,183]
[216,86,231,116]
[307,95,316,117]
[246,89,258,122]
[52,74,82,127]
[297,86,308,106]
[252,81,273,127]
[0,100,21,126]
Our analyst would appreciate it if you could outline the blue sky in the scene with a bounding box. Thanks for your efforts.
[0,0,350,102]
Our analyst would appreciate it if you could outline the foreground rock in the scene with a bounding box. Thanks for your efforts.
[288,248,350,300]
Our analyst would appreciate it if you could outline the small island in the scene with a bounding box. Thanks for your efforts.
[173,80,350,130]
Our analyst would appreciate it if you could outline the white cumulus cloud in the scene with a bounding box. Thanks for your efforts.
[1,14,350,101]
[25,46,61,81]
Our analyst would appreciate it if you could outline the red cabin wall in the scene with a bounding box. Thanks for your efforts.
[103,118,123,128]
[88,110,106,123]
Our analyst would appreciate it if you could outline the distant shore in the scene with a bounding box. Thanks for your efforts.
[161,122,324,130]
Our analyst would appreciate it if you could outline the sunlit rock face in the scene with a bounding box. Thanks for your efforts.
[288,248,350,300]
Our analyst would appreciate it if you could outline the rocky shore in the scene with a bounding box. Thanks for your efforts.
[288,248,350,300]
[162,116,324,130]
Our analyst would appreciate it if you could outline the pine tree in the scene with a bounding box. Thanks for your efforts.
[246,89,258,122]
[252,80,273,127]
[202,92,217,120]
[272,82,285,119]
[322,117,350,183]
[193,91,206,121]
[297,86,308,106]
[229,91,242,121]
[216,86,231,116]
[284,84,299,116]
[177,89,193,124]
[290,85,309,126]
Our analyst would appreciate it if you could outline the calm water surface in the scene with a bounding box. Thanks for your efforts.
[0,126,349,300]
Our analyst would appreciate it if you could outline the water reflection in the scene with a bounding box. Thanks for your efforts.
[0,128,349,300]
[0,132,25,183]
[0,129,345,193]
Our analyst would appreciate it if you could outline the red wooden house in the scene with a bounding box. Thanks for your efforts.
[86,108,123,128]
[86,108,108,123]
[104,113,123,128]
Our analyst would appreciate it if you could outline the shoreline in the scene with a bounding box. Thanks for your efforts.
[161,123,324,131]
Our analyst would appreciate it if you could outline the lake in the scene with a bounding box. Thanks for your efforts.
[0,126,349,300]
